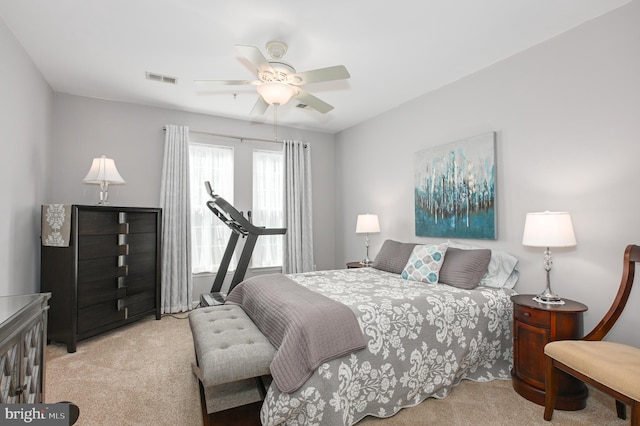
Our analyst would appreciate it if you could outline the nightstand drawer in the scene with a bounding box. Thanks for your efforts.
[514,304,550,328]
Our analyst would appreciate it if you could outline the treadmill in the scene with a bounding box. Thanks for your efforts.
[199,181,287,307]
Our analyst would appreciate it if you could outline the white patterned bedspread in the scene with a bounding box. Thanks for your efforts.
[260,267,514,425]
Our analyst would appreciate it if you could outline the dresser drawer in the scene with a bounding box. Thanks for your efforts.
[77,301,125,334]
[78,234,127,259]
[514,304,550,328]
[77,257,126,283]
[78,210,125,235]
[77,277,124,308]
[127,212,158,234]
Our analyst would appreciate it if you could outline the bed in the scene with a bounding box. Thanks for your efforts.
[228,240,519,425]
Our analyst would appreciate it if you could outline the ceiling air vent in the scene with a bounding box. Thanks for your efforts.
[296,103,308,109]
[145,72,178,85]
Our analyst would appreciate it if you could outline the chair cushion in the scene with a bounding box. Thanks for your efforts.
[545,340,640,401]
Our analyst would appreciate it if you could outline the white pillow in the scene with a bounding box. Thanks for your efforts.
[447,240,519,288]
[401,243,449,284]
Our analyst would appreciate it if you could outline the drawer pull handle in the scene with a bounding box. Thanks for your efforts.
[523,312,531,317]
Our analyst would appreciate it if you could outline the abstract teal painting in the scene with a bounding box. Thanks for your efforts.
[414,132,496,239]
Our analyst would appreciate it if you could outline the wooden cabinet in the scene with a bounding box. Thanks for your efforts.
[346,261,367,269]
[41,205,161,353]
[511,294,588,410]
[0,293,50,404]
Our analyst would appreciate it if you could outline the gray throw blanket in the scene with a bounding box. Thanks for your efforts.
[225,273,366,393]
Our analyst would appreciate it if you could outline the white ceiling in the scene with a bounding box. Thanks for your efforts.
[0,0,630,134]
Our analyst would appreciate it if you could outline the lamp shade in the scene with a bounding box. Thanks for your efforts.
[83,156,125,184]
[356,214,380,234]
[257,82,297,106]
[522,211,576,247]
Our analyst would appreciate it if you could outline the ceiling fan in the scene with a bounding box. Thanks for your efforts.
[195,41,350,115]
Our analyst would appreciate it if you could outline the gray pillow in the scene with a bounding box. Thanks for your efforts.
[371,240,417,274]
[439,248,491,289]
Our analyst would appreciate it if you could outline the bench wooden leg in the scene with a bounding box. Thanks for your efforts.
[198,379,211,426]
[616,399,627,420]
[544,356,559,421]
[631,400,639,426]
[256,376,268,400]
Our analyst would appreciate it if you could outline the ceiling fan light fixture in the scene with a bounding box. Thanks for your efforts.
[257,82,296,106]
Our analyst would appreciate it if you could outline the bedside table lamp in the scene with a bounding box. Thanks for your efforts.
[83,155,126,205]
[522,211,576,303]
[356,214,380,265]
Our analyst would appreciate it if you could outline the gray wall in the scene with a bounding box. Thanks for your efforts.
[0,18,53,295]
[4,2,640,348]
[50,94,337,287]
[336,1,640,346]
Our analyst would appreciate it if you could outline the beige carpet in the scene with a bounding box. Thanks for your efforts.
[46,314,627,425]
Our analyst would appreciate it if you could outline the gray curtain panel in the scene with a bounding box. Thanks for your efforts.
[159,124,193,313]
[283,140,314,273]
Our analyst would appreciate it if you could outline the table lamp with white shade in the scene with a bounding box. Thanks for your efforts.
[356,214,380,266]
[522,211,576,303]
[83,155,126,205]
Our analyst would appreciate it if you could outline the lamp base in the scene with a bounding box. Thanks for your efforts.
[536,257,563,304]
[535,289,563,304]
[360,257,373,266]
[533,295,565,305]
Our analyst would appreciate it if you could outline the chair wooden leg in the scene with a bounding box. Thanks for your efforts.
[544,356,558,421]
[616,399,627,420]
[631,400,639,426]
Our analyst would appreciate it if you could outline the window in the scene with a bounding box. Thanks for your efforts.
[188,143,233,274]
[252,150,284,268]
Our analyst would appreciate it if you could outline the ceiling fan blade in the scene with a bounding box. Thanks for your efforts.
[289,65,350,85]
[250,96,269,116]
[236,45,273,75]
[194,79,259,86]
[293,88,334,114]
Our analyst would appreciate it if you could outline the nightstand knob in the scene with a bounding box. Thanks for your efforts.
[524,312,531,317]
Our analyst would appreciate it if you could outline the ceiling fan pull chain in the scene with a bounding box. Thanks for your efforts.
[274,104,278,142]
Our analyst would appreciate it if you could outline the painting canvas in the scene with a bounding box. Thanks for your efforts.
[414,132,496,239]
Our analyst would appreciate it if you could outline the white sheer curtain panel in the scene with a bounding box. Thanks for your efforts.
[159,124,193,313]
[188,143,234,273]
[252,150,284,267]
[283,140,314,273]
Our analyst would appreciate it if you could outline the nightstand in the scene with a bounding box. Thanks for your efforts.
[346,261,368,269]
[511,294,588,410]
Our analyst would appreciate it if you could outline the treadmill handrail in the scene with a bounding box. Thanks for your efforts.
[206,197,286,236]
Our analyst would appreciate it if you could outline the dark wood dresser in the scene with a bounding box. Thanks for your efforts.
[511,294,588,410]
[41,205,162,352]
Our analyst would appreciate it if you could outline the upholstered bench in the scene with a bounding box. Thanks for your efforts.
[189,304,276,418]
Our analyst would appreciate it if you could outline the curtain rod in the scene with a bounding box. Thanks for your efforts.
[162,127,281,145]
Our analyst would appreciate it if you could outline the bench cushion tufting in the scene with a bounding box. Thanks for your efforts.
[189,304,276,387]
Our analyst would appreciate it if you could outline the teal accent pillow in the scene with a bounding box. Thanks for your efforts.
[401,243,449,284]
